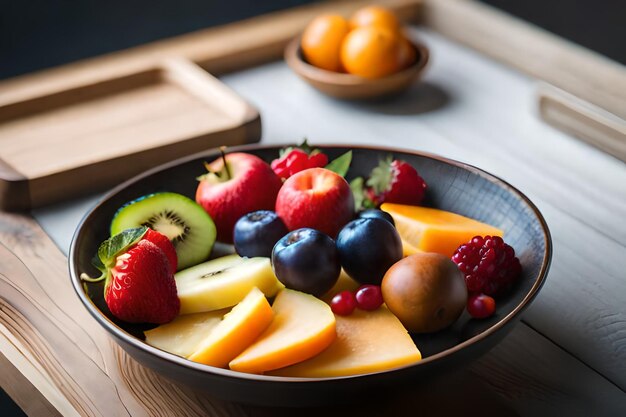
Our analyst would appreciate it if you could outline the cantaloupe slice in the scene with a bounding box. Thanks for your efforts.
[270,306,421,378]
[381,203,503,257]
[229,289,336,374]
[188,287,273,368]
[144,310,227,357]
[401,237,422,257]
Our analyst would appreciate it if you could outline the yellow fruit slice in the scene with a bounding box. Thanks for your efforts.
[175,255,284,314]
[188,287,273,368]
[321,269,360,303]
[229,289,336,374]
[381,203,503,257]
[270,306,421,377]
[401,237,422,257]
[144,310,227,357]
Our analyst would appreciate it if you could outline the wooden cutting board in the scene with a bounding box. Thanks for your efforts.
[0,59,261,211]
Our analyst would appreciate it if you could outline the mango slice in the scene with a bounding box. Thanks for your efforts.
[270,306,421,378]
[381,203,503,257]
[144,310,227,357]
[229,289,336,374]
[188,287,273,368]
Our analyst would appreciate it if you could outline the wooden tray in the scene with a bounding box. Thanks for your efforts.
[0,59,260,211]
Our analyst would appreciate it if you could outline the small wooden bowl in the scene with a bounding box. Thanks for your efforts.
[285,37,430,100]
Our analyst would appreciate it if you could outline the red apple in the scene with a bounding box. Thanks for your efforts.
[276,168,354,238]
[196,152,282,243]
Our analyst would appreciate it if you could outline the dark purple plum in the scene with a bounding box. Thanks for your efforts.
[271,228,340,297]
[358,209,395,226]
[234,210,288,258]
[336,218,402,285]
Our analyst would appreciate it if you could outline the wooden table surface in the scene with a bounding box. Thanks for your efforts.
[8,27,626,415]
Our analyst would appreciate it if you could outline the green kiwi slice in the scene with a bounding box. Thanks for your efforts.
[110,192,216,270]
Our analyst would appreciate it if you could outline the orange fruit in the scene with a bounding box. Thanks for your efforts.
[350,5,400,32]
[340,26,404,79]
[301,14,350,72]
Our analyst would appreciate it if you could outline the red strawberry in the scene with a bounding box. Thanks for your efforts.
[106,239,179,323]
[366,157,427,206]
[81,227,179,324]
[271,142,329,180]
[143,228,178,272]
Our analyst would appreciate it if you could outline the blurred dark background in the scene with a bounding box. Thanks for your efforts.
[0,0,624,415]
[0,0,624,81]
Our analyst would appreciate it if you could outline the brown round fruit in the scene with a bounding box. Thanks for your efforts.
[381,253,467,333]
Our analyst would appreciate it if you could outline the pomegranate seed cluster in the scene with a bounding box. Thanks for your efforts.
[452,235,521,296]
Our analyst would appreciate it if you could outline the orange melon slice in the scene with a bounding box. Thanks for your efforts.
[144,310,227,358]
[188,287,273,368]
[270,306,421,377]
[381,203,503,257]
[229,289,336,374]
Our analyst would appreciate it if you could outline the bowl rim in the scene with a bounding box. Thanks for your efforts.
[69,143,552,383]
[284,36,430,86]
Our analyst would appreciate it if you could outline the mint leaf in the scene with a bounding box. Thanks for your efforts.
[325,151,352,177]
[96,227,147,270]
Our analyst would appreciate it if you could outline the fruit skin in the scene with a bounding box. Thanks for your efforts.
[357,208,395,226]
[467,293,496,319]
[340,26,403,79]
[367,158,427,206]
[271,228,341,297]
[110,192,216,270]
[354,284,383,311]
[349,5,400,32]
[106,240,180,324]
[275,167,354,238]
[336,218,402,285]
[330,290,357,316]
[233,210,288,258]
[143,228,178,273]
[229,289,336,374]
[188,287,274,368]
[381,203,503,257]
[196,152,282,243]
[381,252,467,333]
[452,235,522,296]
[301,14,350,72]
[271,148,329,180]
[175,255,284,314]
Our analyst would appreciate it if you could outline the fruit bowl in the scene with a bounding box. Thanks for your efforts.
[69,144,551,406]
[285,37,430,100]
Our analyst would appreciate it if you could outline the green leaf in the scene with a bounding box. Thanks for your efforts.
[350,177,365,212]
[325,151,352,177]
[366,155,394,194]
[96,227,148,270]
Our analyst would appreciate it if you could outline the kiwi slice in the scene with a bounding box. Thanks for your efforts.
[110,192,216,270]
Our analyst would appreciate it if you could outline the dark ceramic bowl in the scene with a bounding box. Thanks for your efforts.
[69,144,551,407]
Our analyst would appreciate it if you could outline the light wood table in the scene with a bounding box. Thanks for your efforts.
[4,27,626,416]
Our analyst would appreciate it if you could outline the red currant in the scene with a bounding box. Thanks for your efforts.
[330,290,357,316]
[467,293,496,318]
[355,285,383,311]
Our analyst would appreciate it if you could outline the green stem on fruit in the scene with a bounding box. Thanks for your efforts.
[220,146,231,180]
[80,272,106,283]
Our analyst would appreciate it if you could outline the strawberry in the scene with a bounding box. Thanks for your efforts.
[351,156,427,210]
[143,228,178,272]
[271,140,329,180]
[81,227,180,324]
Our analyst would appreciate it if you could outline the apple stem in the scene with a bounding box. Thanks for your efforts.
[220,146,231,180]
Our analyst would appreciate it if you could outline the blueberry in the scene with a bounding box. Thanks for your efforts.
[336,218,402,285]
[358,209,395,226]
[271,228,340,297]
[234,210,288,257]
